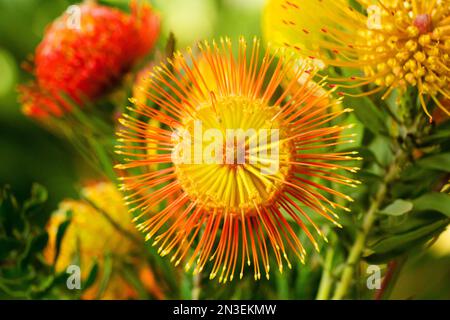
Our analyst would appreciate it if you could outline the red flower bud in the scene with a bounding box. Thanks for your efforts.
[19,1,160,118]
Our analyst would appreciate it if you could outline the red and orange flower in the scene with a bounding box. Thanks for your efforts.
[19,1,160,118]
[116,38,360,282]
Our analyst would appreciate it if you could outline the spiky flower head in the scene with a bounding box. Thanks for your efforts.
[116,37,359,283]
[19,1,160,118]
[263,0,450,120]
[45,182,163,299]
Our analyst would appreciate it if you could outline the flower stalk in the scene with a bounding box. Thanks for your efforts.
[192,273,202,300]
[316,237,336,300]
[332,98,425,299]
[333,150,406,299]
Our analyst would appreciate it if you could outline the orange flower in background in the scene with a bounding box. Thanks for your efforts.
[19,1,160,118]
[263,0,450,120]
[45,182,164,300]
[116,37,360,283]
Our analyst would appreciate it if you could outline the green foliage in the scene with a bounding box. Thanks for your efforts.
[416,153,450,173]
[413,193,450,217]
[0,184,61,298]
[346,95,389,137]
[0,184,109,299]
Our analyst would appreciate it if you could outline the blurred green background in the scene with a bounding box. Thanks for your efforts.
[1,0,449,299]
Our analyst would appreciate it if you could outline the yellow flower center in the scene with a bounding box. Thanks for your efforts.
[173,95,294,215]
[361,3,449,95]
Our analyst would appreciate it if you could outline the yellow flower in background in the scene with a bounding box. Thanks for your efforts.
[263,0,450,120]
[116,37,360,283]
[45,182,164,299]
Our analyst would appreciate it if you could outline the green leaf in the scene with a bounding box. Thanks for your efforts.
[23,183,48,213]
[369,219,448,254]
[421,121,450,145]
[352,147,383,167]
[422,128,450,144]
[83,261,99,292]
[165,32,177,60]
[346,96,388,136]
[89,137,116,180]
[380,199,414,216]
[54,218,71,265]
[416,153,450,172]
[95,253,113,299]
[413,192,450,217]
[364,250,407,265]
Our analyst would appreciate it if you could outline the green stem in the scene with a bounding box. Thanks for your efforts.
[332,109,425,299]
[316,242,336,300]
[332,148,407,299]
[192,272,201,300]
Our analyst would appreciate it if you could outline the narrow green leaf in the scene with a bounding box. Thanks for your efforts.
[95,253,113,299]
[165,32,176,60]
[370,219,448,254]
[54,218,71,265]
[422,128,450,144]
[380,199,414,216]
[89,137,116,180]
[413,192,450,217]
[346,96,388,136]
[83,261,99,292]
[416,153,450,173]
[23,183,48,212]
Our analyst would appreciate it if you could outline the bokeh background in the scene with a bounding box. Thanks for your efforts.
[0,0,449,299]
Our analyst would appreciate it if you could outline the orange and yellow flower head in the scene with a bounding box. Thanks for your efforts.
[45,182,163,299]
[116,38,359,283]
[19,1,160,118]
[263,0,450,120]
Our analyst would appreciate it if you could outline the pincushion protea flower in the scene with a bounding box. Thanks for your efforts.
[116,37,359,282]
[263,0,450,120]
[19,1,160,118]
[45,182,164,299]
